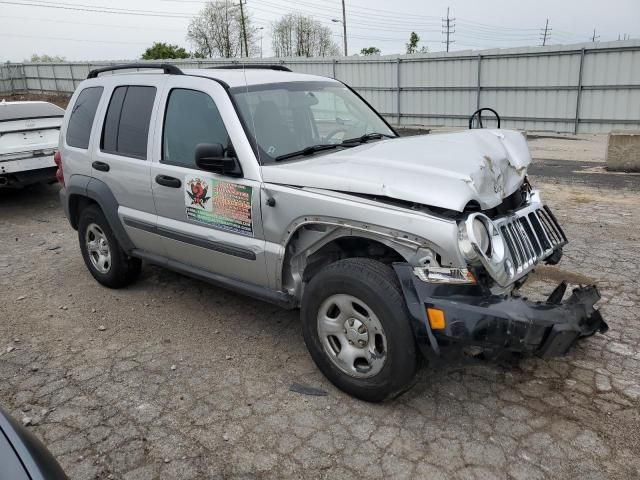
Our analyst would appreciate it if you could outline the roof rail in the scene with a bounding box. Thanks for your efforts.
[87,63,183,79]
[208,64,292,72]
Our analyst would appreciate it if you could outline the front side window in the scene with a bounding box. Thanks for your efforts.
[232,81,394,163]
[162,88,230,168]
[101,85,156,159]
[66,86,103,149]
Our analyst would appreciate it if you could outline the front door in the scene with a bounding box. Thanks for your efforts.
[150,76,268,287]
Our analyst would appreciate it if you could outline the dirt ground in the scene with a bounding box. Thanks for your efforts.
[1,135,640,479]
[0,92,70,109]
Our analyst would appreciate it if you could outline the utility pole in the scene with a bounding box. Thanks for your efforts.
[591,27,599,43]
[540,18,551,46]
[341,0,348,56]
[332,2,348,57]
[441,7,455,52]
[258,26,264,58]
[237,0,249,57]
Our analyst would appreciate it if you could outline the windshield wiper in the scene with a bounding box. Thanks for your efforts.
[341,132,395,145]
[275,144,338,161]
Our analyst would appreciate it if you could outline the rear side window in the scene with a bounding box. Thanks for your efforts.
[162,88,230,168]
[66,86,103,149]
[101,86,156,159]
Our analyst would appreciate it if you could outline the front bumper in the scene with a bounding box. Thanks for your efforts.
[394,264,608,359]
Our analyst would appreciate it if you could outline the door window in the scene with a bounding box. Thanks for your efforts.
[66,86,103,149]
[162,88,230,168]
[101,85,156,159]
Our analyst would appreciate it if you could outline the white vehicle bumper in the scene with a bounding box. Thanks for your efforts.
[0,154,56,174]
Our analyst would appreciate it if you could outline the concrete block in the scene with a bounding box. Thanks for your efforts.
[606,131,640,172]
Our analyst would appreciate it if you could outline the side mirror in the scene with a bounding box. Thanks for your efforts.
[194,143,242,177]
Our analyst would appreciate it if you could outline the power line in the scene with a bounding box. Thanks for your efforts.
[540,18,551,46]
[1,15,187,32]
[2,0,609,55]
[442,7,455,52]
[0,0,195,18]
[0,32,151,45]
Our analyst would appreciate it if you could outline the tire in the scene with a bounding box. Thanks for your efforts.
[301,258,418,402]
[78,204,141,289]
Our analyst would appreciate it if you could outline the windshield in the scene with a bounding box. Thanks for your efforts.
[231,81,395,163]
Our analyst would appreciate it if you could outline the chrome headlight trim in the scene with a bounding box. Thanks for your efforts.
[458,212,511,286]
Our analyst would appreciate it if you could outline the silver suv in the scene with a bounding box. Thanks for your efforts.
[58,63,607,401]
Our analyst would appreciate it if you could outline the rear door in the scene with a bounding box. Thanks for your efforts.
[90,77,167,257]
[150,75,268,287]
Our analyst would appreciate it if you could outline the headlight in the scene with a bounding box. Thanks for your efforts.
[471,218,490,255]
[413,266,476,284]
[458,214,493,261]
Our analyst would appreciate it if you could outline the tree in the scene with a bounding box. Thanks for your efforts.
[142,42,190,60]
[360,46,381,56]
[187,0,258,58]
[27,54,66,62]
[272,14,341,57]
[406,32,420,54]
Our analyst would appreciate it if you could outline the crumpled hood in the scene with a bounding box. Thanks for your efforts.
[260,129,531,212]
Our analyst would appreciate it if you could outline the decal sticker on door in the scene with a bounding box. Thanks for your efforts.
[184,175,253,237]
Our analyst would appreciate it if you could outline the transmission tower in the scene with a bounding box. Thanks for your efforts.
[540,18,551,46]
[591,28,600,42]
[441,7,455,52]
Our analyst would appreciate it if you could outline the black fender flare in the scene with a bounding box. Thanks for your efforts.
[62,174,135,252]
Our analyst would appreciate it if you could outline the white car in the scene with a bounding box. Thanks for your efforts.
[0,100,64,188]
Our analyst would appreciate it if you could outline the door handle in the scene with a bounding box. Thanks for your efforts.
[155,174,181,188]
[92,161,110,172]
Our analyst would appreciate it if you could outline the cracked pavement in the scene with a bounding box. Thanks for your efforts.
[1,173,639,479]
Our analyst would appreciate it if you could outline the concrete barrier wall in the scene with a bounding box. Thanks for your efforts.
[606,132,640,172]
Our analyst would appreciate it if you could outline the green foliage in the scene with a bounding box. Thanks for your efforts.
[406,32,420,54]
[360,46,381,56]
[142,42,191,60]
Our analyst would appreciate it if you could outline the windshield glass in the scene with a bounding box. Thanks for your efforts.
[231,81,395,163]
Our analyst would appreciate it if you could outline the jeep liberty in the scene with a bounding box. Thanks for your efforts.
[57,63,607,401]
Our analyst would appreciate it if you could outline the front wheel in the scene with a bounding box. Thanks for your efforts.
[301,258,418,402]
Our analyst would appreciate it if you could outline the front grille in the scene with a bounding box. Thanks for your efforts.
[496,205,567,274]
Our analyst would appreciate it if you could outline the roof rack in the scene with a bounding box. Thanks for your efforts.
[87,63,183,79]
[208,64,292,72]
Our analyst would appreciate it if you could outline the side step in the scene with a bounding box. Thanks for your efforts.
[131,249,297,310]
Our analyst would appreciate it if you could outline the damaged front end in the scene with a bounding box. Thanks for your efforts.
[395,265,608,359]
[393,188,608,359]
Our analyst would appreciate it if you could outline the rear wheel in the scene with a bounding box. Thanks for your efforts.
[301,258,418,402]
[78,205,141,288]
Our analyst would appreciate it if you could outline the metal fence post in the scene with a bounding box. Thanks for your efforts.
[573,48,586,135]
[396,57,402,125]
[20,64,26,93]
[52,64,59,93]
[332,59,337,79]
[476,54,482,110]
[9,65,15,94]
[36,64,43,93]
[69,64,75,92]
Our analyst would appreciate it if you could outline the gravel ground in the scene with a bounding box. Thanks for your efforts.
[1,168,639,478]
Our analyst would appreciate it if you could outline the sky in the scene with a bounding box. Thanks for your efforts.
[0,0,639,62]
